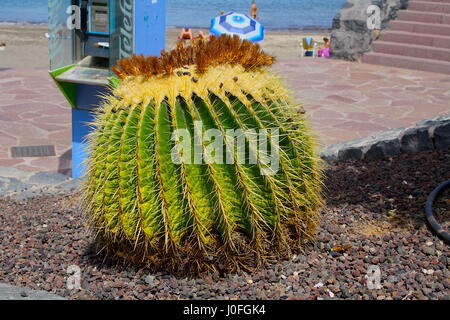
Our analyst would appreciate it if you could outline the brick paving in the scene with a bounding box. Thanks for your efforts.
[0,60,449,175]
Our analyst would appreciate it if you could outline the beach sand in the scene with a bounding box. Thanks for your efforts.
[0,24,330,68]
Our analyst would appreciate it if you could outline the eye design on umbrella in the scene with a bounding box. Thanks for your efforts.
[210,12,265,43]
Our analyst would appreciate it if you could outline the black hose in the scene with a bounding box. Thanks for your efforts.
[425,180,450,244]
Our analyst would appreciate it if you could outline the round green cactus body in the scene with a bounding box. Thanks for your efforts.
[83,37,323,272]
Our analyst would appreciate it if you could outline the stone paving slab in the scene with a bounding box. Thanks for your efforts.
[0,60,449,175]
[0,283,65,300]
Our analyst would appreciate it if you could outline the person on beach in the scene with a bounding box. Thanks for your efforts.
[318,37,330,58]
[189,31,210,46]
[250,1,259,19]
[196,31,209,41]
[0,42,5,50]
[179,27,193,41]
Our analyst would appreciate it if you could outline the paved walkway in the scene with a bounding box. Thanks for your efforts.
[274,59,450,145]
[0,68,71,174]
[0,60,449,175]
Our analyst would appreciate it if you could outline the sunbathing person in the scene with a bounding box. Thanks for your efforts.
[179,27,193,41]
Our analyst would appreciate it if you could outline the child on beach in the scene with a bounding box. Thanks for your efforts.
[318,37,330,58]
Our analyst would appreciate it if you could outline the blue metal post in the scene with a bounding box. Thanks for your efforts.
[134,0,166,56]
[72,108,96,178]
[71,84,107,178]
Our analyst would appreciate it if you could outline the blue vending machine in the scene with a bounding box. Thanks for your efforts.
[48,0,166,178]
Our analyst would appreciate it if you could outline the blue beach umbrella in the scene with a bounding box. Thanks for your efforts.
[210,12,265,43]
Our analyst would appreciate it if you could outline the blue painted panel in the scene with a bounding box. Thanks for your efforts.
[134,0,166,56]
[72,84,109,178]
[72,108,96,178]
[76,84,109,111]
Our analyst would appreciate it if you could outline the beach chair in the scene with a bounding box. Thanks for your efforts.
[300,37,316,57]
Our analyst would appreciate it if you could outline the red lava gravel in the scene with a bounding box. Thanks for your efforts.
[0,149,449,300]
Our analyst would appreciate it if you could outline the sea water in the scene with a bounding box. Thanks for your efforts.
[0,0,346,30]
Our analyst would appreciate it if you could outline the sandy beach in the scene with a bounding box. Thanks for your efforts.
[0,24,330,68]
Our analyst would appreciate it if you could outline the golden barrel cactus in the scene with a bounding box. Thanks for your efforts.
[83,35,323,273]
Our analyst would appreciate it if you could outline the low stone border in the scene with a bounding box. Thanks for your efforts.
[0,167,81,200]
[321,113,450,163]
[0,283,66,300]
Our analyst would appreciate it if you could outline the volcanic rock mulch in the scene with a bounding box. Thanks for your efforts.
[0,150,449,300]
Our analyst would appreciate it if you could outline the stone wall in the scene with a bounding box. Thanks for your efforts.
[330,0,409,61]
